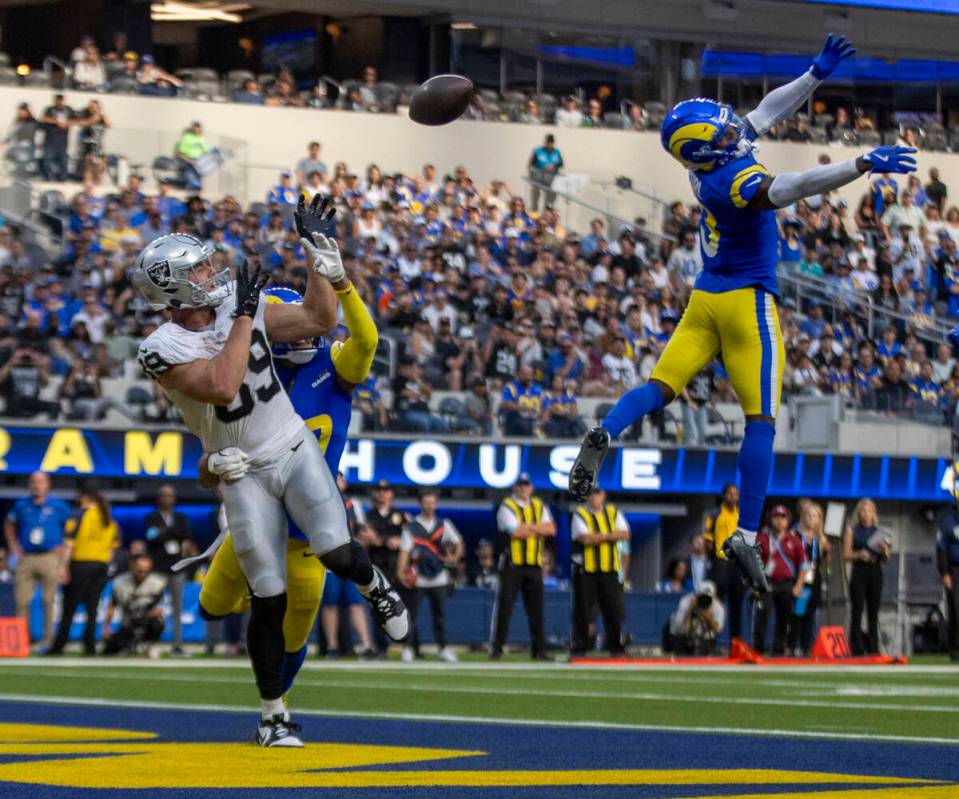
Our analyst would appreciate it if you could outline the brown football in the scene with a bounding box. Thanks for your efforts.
[409,74,474,126]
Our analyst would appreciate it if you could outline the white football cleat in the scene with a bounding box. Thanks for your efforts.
[256,713,303,748]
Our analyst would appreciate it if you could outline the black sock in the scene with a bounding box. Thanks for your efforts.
[320,540,375,588]
[247,593,287,701]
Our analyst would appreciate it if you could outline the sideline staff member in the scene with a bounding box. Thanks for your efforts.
[705,483,745,639]
[48,481,120,655]
[490,473,556,659]
[936,504,959,661]
[4,471,72,646]
[570,486,629,656]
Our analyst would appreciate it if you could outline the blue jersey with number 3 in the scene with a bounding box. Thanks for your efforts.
[277,346,353,543]
[689,154,779,296]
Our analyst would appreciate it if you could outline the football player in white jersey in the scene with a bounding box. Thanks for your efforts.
[133,197,409,747]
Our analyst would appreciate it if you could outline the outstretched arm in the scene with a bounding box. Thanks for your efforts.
[331,283,379,392]
[745,34,855,138]
[751,146,916,210]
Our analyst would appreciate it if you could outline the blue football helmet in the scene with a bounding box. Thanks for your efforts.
[661,98,754,171]
[263,286,319,365]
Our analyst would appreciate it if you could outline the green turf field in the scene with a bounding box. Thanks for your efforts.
[2,657,958,744]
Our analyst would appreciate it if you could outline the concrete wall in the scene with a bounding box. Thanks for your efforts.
[8,85,959,223]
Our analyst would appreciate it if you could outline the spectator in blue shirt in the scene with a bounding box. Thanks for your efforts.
[876,326,903,366]
[546,333,585,384]
[909,360,942,418]
[580,218,605,258]
[800,302,826,339]
[528,133,563,213]
[540,375,585,438]
[3,471,72,646]
[854,344,883,409]
[500,365,543,436]
[267,171,299,206]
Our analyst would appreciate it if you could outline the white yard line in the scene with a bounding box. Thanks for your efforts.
[0,692,957,747]
[11,668,959,714]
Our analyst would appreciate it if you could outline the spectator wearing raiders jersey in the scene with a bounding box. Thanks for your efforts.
[754,506,806,656]
[397,489,463,663]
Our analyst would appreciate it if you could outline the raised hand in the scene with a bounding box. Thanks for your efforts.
[294,194,336,241]
[300,231,346,284]
[233,259,268,319]
[860,146,917,175]
[811,33,856,80]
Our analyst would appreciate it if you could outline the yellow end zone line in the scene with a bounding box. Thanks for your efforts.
[10,667,959,715]
[1,693,958,747]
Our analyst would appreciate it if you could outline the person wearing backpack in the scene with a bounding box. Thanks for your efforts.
[753,505,806,656]
[397,489,464,663]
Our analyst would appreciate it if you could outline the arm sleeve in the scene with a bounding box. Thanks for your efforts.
[497,504,518,534]
[330,284,378,385]
[570,514,588,540]
[767,158,862,209]
[745,69,821,138]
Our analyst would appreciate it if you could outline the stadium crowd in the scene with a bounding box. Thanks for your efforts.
[1,112,959,436]
[2,31,939,149]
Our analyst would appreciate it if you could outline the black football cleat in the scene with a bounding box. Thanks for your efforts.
[365,566,411,642]
[256,714,303,748]
[569,427,611,502]
[722,530,770,593]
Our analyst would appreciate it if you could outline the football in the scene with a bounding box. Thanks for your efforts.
[408,74,474,126]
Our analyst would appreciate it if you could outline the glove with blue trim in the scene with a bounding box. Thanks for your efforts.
[859,146,917,175]
[811,33,856,80]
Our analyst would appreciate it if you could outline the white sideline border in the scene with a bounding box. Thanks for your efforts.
[0,692,957,747]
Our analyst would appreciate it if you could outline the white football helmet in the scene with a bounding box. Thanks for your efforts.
[132,234,233,311]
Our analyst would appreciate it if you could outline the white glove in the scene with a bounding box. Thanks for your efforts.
[300,232,345,283]
[207,447,251,483]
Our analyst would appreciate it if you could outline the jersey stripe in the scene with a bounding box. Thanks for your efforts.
[755,288,772,417]
[764,293,780,417]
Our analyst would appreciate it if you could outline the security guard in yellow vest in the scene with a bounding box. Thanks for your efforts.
[490,472,556,659]
[704,482,746,640]
[570,486,629,656]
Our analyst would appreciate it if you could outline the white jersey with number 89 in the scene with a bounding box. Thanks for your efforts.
[137,291,306,465]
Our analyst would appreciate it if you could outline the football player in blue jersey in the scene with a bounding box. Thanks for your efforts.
[570,34,917,592]
[196,199,398,738]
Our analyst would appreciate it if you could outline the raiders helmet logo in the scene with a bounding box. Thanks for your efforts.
[146,260,173,288]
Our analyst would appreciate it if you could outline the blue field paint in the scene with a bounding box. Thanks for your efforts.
[0,701,956,799]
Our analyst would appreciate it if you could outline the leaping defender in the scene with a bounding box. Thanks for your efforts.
[134,196,408,748]
[570,34,916,592]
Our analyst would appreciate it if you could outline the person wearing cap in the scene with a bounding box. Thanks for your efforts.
[490,474,556,659]
[570,486,629,656]
[666,580,725,655]
[175,120,210,190]
[267,171,299,206]
[528,133,563,212]
[47,480,121,655]
[397,489,464,663]
[881,187,926,242]
[362,480,408,656]
[754,505,806,656]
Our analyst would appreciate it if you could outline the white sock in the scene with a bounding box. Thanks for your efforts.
[737,528,757,546]
[260,697,285,719]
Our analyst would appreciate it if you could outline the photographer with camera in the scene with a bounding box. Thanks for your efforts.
[666,580,725,655]
[102,552,167,657]
[397,489,463,664]
[0,346,60,419]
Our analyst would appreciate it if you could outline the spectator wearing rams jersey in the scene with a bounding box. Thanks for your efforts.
[704,483,747,641]
[47,481,120,655]
[540,375,585,439]
[500,365,543,437]
[570,487,629,656]
[490,473,556,659]
[754,506,806,656]
[397,489,464,663]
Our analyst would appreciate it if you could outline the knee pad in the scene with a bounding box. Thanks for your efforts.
[250,574,286,599]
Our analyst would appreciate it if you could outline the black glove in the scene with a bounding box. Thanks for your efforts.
[294,194,337,240]
[232,259,268,319]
